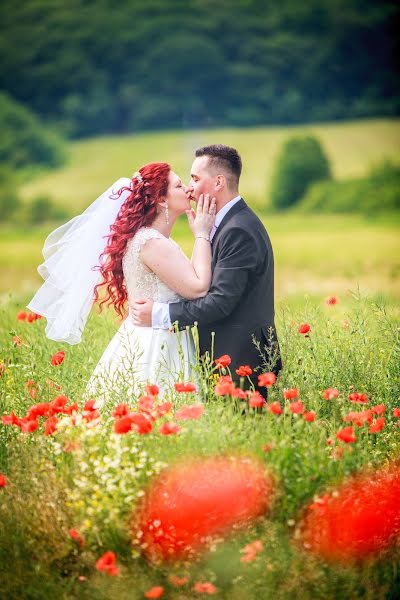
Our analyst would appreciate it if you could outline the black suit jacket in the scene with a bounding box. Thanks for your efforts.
[169,198,281,376]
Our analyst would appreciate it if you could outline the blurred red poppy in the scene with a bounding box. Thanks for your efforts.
[136,455,273,563]
[299,464,400,563]
[95,551,118,576]
[258,372,276,387]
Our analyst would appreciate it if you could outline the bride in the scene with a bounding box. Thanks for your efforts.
[28,162,216,405]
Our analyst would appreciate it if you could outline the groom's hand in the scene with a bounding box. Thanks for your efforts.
[131,299,153,327]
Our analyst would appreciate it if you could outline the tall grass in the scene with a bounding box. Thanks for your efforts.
[0,292,399,599]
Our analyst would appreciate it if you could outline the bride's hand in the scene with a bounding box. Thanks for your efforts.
[186,194,216,239]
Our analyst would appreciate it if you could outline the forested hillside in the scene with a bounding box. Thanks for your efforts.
[1,0,398,137]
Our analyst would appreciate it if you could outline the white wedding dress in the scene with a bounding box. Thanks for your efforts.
[87,227,195,406]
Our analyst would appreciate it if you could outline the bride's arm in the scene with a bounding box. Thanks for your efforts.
[140,195,215,300]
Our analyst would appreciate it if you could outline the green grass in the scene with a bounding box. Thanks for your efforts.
[0,294,399,599]
[2,213,399,303]
[20,118,400,211]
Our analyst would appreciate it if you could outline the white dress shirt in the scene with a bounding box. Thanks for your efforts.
[152,195,242,329]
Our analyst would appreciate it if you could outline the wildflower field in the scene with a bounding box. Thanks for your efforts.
[1,119,400,598]
[1,288,399,599]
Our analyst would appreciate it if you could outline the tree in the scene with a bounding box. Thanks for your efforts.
[0,92,65,169]
[270,135,332,210]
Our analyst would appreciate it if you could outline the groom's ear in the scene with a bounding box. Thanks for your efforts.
[215,174,225,191]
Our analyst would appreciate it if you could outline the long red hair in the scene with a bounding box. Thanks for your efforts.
[94,162,171,317]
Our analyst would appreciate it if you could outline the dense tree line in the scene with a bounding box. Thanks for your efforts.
[0,0,399,137]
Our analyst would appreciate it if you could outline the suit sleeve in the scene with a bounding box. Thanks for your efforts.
[169,227,257,327]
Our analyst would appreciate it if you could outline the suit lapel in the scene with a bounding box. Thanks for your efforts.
[211,198,247,248]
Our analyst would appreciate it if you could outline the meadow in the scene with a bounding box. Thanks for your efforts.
[0,119,399,599]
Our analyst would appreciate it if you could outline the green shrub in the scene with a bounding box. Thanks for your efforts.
[0,92,66,169]
[299,160,400,214]
[270,136,332,210]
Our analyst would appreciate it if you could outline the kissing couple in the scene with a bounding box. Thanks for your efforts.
[29,144,281,405]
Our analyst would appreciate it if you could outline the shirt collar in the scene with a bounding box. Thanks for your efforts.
[214,195,241,228]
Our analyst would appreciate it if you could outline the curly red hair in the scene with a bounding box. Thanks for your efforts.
[94,162,171,318]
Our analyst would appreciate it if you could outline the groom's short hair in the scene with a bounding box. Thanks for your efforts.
[195,144,242,190]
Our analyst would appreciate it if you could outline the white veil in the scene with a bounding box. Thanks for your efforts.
[27,177,132,344]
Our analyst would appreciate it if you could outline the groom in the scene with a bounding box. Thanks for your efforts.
[132,144,281,394]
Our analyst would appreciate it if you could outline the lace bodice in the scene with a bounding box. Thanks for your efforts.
[122,227,182,308]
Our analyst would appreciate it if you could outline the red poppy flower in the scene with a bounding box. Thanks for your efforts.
[13,336,23,346]
[83,399,97,412]
[44,416,58,435]
[159,422,180,436]
[236,365,253,377]
[17,311,27,321]
[169,575,189,587]
[336,426,356,443]
[64,402,78,415]
[232,387,247,399]
[267,402,282,415]
[240,539,263,562]
[248,392,265,408]
[146,384,159,397]
[258,372,276,387]
[20,418,39,433]
[323,388,340,400]
[393,408,400,418]
[137,456,273,562]
[300,464,400,563]
[343,410,372,427]
[138,395,154,413]
[83,410,100,424]
[27,403,50,420]
[46,378,61,390]
[369,417,385,434]
[298,323,311,335]
[28,387,39,400]
[155,402,173,418]
[262,443,273,453]
[214,354,231,369]
[174,382,197,393]
[69,528,84,546]
[303,410,316,422]
[0,361,6,376]
[371,404,385,415]
[348,392,368,404]
[51,351,65,366]
[175,403,204,421]
[114,416,133,434]
[112,403,130,418]
[214,376,235,396]
[0,474,7,488]
[325,296,339,305]
[289,400,304,414]
[144,586,164,599]
[130,413,153,434]
[283,388,298,400]
[2,412,22,426]
[194,582,218,595]
[50,394,69,414]
[95,551,119,576]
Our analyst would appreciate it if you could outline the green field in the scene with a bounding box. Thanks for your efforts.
[2,213,400,307]
[2,118,400,304]
[20,118,400,211]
